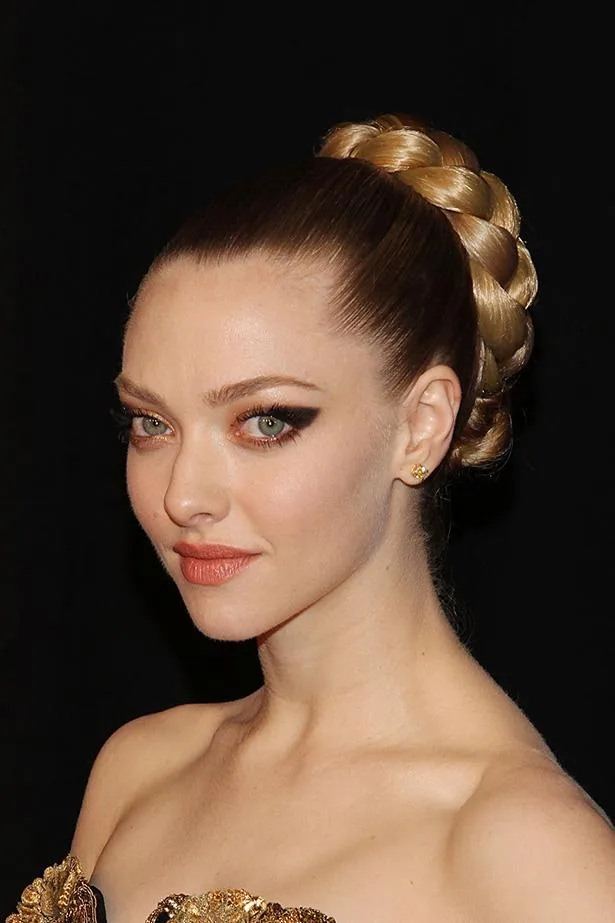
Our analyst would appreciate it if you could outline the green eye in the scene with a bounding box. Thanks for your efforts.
[142,417,167,436]
[235,404,319,448]
[257,416,286,437]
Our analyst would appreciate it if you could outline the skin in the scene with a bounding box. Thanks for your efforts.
[71,255,615,923]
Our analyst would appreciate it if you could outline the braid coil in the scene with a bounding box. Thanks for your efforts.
[318,114,537,469]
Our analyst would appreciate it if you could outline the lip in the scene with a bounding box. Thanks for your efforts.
[173,542,260,587]
[173,542,259,559]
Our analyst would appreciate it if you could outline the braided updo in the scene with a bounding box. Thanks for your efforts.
[318,114,537,469]
[153,112,537,475]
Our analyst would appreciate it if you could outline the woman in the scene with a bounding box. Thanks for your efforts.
[8,114,615,923]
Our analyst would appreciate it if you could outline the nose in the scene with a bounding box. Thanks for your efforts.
[163,439,231,527]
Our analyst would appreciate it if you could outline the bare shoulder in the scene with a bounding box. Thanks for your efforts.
[447,754,615,922]
[70,698,250,876]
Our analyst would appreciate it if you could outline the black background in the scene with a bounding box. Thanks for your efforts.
[2,3,613,916]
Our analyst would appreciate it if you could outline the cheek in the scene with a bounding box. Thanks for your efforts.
[248,437,391,549]
[126,453,166,535]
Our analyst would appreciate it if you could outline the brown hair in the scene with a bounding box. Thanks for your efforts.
[150,113,537,476]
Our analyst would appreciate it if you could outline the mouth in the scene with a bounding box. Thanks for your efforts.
[173,542,260,586]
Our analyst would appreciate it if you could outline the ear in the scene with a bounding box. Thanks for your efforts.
[394,365,462,485]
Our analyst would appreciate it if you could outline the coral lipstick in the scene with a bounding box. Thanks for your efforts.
[173,542,259,586]
[179,556,254,585]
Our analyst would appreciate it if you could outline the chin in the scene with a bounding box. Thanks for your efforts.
[181,588,305,643]
[179,594,276,643]
[191,619,260,643]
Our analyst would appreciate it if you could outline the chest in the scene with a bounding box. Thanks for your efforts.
[91,759,469,923]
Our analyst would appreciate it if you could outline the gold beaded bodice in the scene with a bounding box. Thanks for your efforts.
[6,857,335,923]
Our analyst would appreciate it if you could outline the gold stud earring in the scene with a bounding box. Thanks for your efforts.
[410,463,429,483]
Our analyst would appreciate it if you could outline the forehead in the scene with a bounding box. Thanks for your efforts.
[125,256,380,390]
[131,255,332,342]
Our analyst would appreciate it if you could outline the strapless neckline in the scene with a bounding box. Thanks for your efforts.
[7,856,336,923]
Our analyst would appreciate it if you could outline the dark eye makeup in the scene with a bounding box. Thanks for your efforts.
[111,406,156,444]
[110,402,320,448]
[234,403,320,448]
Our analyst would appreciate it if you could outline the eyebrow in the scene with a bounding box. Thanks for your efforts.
[114,374,323,409]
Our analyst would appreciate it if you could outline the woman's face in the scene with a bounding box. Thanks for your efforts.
[119,255,406,641]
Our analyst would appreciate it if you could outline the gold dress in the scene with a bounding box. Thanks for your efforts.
[6,857,335,923]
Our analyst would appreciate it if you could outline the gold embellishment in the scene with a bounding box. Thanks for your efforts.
[145,891,267,923]
[6,857,88,923]
[65,881,99,923]
[144,891,335,923]
[8,858,336,923]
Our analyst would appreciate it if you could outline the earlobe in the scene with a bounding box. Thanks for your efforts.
[396,365,461,484]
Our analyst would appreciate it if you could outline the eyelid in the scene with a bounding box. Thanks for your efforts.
[234,403,320,426]
[119,402,173,425]
[231,403,320,449]
[112,404,175,443]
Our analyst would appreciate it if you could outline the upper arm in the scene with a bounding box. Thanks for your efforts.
[448,766,615,922]
[70,703,217,876]
[70,715,159,876]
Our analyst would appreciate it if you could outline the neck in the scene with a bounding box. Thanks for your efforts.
[251,536,467,750]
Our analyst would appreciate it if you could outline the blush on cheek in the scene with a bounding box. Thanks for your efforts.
[258,440,390,554]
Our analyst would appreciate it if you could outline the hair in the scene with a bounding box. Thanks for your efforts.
[148,112,537,478]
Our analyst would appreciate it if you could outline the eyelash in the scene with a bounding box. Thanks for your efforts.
[111,403,319,449]
[233,403,319,448]
[110,406,167,445]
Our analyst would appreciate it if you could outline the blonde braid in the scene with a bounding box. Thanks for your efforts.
[318,114,537,468]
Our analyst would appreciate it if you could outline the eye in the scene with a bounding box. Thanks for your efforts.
[234,404,320,448]
[244,414,290,440]
[137,416,170,437]
[111,406,171,444]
